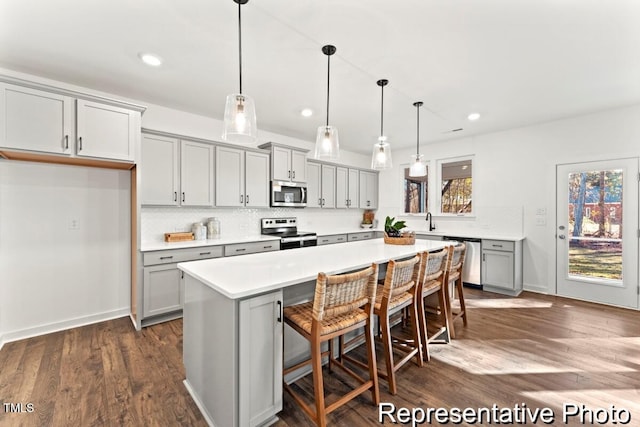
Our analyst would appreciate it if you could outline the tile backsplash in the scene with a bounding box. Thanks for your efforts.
[141,207,366,243]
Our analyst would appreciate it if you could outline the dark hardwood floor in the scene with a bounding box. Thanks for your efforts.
[1,289,639,426]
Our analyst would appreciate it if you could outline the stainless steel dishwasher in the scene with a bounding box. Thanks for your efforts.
[443,236,482,288]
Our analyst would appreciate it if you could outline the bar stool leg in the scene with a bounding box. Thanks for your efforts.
[379,312,397,395]
[457,278,468,326]
[410,300,424,366]
[311,336,327,427]
[364,315,380,405]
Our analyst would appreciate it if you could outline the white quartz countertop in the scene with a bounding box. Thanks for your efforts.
[140,235,280,252]
[413,230,525,241]
[178,238,449,299]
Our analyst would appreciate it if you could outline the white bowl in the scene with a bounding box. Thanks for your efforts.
[360,223,373,229]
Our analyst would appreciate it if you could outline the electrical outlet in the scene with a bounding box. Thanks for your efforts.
[536,207,547,215]
[535,217,546,226]
[68,218,80,230]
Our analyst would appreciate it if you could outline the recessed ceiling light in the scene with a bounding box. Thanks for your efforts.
[467,112,481,121]
[138,52,163,67]
[301,108,313,117]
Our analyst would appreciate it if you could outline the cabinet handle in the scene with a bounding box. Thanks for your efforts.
[246,194,249,204]
[322,198,325,206]
[181,271,184,279]
[288,170,291,179]
[318,198,322,206]
[174,192,178,202]
[483,253,486,261]
[236,248,246,252]
[78,136,83,151]
[64,135,69,150]
[160,256,174,260]
[199,252,211,256]
[492,244,503,248]
[337,238,344,241]
[277,300,282,323]
[182,192,185,202]
[263,245,272,249]
[292,170,295,179]
[240,194,244,203]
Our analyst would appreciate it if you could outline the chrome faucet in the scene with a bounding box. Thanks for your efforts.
[426,212,436,231]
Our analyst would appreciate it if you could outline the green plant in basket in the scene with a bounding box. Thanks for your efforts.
[384,216,406,237]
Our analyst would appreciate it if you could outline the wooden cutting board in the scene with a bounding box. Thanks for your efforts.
[164,232,194,242]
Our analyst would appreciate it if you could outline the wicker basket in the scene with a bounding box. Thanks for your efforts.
[383,232,415,245]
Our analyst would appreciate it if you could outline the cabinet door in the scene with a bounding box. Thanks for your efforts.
[348,168,359,208]
[245,151,270,207]
[306,162,322,208]
[76,99,137,161]
[143,264,182,317]
[291,150,307,183]
[335,167,348,209]
[215,146,244,207]
[482,250,515,290]
[181,140,215,206]
[141,134,179,205]
[272,146,291,181]
[321,165,336,208]
[239,290,283,427]
[359,171,378,209]
[0,83,73,155]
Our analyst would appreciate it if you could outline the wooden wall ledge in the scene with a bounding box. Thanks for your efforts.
[0,150,135,170]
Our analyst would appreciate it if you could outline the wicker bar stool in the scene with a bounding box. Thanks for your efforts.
[443,243,468,338]
[416,248,451,361]
[345,254,423,395]
[283,264,380,427]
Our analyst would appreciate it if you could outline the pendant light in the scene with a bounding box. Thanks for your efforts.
[315,45,339,160]
[371,79,392,169]
[409,101,427,177]
[222,0,257,143]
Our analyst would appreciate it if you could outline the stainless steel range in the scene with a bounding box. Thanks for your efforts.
[261,217,317,250]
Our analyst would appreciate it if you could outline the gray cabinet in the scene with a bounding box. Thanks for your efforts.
[224,240,280,257]
[0,81,140,162]
[181,140,215,207]
[307,161,335,208]
[141,133,180,205]
[317,234,347,245]
[259,142,307,183]
[359,170,378,209]
[481,239,523,296]
[216,146,269,208]
[416,234,444,241]
[141,246,223,325]
[347,232,374,242]
[336,167,359,208]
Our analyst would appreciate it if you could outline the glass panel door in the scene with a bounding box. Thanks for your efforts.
[556,159,638,308]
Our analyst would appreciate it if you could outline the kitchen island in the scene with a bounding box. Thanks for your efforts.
[177,238,449,427]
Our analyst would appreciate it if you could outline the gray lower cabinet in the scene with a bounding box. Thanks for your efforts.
[183,276,283,427]
[347,232,374,241]
[225,241,280,257]
[317,234,347,245]
[416,234,444,241]
[481,239,523,296]
[142,246,223,325]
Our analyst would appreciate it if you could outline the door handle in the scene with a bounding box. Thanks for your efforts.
[558,235,566,240]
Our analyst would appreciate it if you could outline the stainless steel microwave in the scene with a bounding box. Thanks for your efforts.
[271,181,307,207]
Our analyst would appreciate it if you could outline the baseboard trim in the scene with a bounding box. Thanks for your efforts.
[0,308,130,348]
[183,379,216,427]
[523,284,549,294]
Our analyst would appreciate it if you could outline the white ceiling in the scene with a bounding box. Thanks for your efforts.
[1,0,639,155]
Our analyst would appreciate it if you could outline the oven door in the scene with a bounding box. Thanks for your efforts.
[281,236,317,250]
[271,181,307,207]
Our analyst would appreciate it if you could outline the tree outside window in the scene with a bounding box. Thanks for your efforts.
[440,159,472,214]
[403,167,428,213]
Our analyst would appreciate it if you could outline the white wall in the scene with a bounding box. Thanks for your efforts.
[379,104,640,294]
[0,162,131,346]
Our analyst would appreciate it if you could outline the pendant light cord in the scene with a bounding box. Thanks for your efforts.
[238,1,243,94]
[326,54,330,127]
[416,103,420,156]
[380,84,384,142]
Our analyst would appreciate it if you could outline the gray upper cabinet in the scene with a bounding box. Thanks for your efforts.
[180,140,215,207]
[141,133,180,206]
[336,166,359,209]
[215,146,269,208]
[0,81,140,162]
[0,83,73,155]
[75,99,137,162]
[307,161,335,208]
[359,170,378,209]
[259,142,307,183]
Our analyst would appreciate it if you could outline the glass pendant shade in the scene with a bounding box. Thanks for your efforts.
[315,125,339,160]
[371,139,392,169]
[409,153,427,177]
[222,93,257,143]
